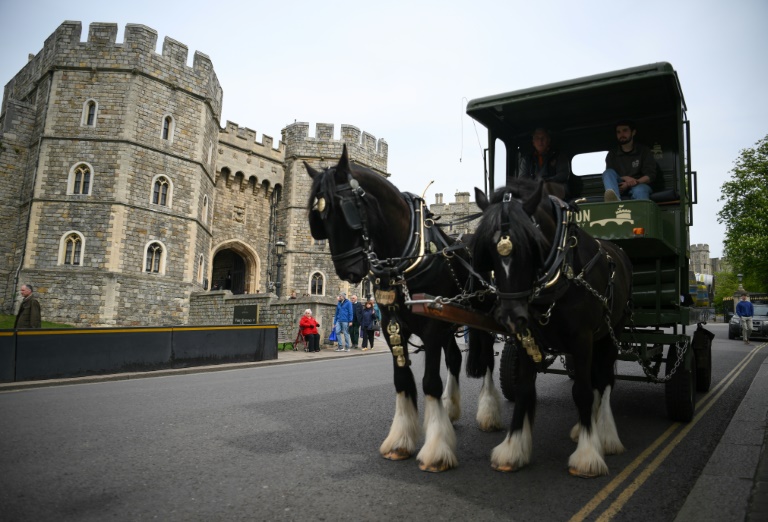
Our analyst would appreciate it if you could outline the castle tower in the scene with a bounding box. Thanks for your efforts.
[210,122,285,294]
[279,123,388,299]
[690,244,711,275]
[0,21,222,325]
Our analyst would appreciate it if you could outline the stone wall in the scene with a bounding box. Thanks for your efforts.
[188,291,338,345]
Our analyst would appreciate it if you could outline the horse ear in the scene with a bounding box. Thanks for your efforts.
[304,161,320,179]
[335,144,353,181]
[475,187,490,211]
[522,180,543,216]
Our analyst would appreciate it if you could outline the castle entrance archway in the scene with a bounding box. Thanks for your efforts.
[211,241,260,294]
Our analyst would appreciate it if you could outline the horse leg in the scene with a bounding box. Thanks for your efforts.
[568,340,609,478]
[380,364,421,461]
[441,336,462,423]
[593,338,624,455]
[417,345,458,472]
[470,330,502,432]
[491,344,535,471]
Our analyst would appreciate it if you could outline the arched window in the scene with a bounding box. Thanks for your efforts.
[81,99,98,127]
[198,254,205,284]
[145,242,165,274]
[58,231,85,266]
[67,162,94,195]
[310,272,324,296]
[151,175,172,207]
[202,195,209,224]
[161,114,175,142]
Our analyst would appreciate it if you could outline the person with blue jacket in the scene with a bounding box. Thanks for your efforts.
[333,292,353,352]
[736,293,755,345]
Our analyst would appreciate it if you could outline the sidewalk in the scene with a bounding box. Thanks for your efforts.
[675,345,768,522]
[0,344,383,392]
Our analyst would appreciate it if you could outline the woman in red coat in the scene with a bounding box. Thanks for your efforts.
[299,309,321,352]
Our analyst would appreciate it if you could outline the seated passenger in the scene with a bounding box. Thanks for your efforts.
[518,127,570,198]
[603,119,656,201]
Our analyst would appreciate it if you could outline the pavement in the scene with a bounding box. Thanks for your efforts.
[2,341,767,521]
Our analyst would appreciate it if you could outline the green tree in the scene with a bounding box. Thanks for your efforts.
[717,135,768,292]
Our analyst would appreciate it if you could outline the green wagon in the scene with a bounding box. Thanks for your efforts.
[465,63,712,421]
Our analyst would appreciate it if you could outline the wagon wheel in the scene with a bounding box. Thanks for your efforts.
[665,343,696,422]
[499,340,520,402]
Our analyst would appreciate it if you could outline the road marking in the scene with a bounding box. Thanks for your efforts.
[570,343,766,522]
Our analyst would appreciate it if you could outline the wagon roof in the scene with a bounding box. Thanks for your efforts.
[466,62,686,138]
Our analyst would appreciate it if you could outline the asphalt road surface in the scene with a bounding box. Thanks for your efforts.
[1,323,764,521]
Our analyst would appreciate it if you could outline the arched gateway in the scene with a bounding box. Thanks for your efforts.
[210,241,260,294]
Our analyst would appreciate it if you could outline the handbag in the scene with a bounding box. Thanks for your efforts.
[329,328,337,342]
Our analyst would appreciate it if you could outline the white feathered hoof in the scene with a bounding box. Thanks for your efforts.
[568,424,608,478]
[476,370,503,432]
[380,392,420,462]
[490,416,532,472]
[416,396,458,472]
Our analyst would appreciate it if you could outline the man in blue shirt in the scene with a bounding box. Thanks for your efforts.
[735,293,755,345]
[333,292,353,352]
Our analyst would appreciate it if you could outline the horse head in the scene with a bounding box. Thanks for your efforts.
[305,145,408,283]
[473,180,556,335]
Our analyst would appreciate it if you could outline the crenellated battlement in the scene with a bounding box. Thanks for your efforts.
[218,121,285,160]
[281,122,388,174]
[2,21,222,117]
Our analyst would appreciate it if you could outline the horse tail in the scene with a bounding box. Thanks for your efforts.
[465,328,495,378]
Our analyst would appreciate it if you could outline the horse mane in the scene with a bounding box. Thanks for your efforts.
[472,180,551,272]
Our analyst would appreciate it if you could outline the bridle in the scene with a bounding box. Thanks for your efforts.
[493,193,579,302]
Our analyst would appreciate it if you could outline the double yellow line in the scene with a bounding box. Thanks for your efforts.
[570,343,766,522]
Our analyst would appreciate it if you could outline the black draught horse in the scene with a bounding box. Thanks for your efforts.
[472,180,633,477]
[306,146,501,472]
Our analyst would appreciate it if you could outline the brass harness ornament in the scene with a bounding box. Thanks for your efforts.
[387,320,408,367]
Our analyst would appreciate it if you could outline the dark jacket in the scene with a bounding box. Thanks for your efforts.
[361,307,378,330]
[352,301,364,324]
[15,296,41,328]
[605,142,657,182]
[518,149,570,185]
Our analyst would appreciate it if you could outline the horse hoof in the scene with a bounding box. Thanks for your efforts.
[418,461,451,473]
[568,467,599,478]
[477,425,502,433]
[491,463,518,473]
[382,448,411,461]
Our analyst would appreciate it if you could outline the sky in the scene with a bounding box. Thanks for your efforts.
[1,0,766,259]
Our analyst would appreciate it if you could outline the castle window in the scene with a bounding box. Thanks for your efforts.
[198,254,205,284]
[150,175,173,207]
[58,231,85,266]
[310,272,324,296]
[81,99,98,127]
[202,195,209,224]
[161,114,175,142]
[145,242,165,274]
[67,162,94,195]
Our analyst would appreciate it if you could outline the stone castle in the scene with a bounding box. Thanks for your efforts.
[0,21,396,326]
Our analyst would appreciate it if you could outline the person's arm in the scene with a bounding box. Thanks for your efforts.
[634,147,656,184]
[30,300,41,328]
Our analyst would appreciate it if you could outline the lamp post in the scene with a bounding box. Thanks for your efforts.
[737,273,744,292]
[275,240,286,298]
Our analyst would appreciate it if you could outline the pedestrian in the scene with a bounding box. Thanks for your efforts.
[360,300,378,351]
[15,283,41,329]
[333,292,353,352]
[736,292,754,345]
[350,294,363,348]
[299,309,321,352]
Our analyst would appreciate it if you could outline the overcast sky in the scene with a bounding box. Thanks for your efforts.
[2,0,766,258]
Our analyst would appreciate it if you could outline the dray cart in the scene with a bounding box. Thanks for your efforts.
[410,63,713,422]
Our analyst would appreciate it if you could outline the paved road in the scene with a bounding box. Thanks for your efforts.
[0,324,765,521]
